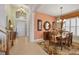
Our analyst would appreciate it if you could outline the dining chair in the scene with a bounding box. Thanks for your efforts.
[65,32,73,47]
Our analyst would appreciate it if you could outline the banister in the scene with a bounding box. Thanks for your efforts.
[0,29,6,34]
[0,24,6,34]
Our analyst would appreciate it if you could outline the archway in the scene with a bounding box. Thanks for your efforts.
[15,7,27,37]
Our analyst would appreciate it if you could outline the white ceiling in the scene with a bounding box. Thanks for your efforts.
[26,4,41,12]
[26,4,79,16]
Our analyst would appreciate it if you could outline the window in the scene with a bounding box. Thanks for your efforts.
[64,19,70,31]
[77,27,79,36]
[71,18,75,26]
[71,18,76,36]
[66,19,70,26]
[63,17,79,38]
[77,17,79,36]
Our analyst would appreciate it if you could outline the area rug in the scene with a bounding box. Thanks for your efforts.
[38,42,79,55]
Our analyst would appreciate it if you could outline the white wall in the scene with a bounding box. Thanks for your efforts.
[0,5,6,40]
[0,5,6,27]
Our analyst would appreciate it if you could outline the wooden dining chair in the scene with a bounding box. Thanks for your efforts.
[43,31,52,49]
[69,32,73,46]
[65,32,73,47]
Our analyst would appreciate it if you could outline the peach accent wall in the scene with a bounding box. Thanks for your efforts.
[34,12,56,39]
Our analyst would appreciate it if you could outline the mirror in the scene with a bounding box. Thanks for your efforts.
[44,21,51,31]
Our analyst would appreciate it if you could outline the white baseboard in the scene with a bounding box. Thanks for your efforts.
[34,38,44,43]
[28,38,43,43]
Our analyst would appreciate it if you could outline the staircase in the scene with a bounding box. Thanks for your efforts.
[0,36,6,55]
[0,25,7,55]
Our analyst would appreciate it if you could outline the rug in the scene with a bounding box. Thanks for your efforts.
[38,42,79,55]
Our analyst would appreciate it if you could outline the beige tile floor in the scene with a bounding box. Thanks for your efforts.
[9,37,47,55]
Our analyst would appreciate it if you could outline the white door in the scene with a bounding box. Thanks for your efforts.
[16,21,26,37]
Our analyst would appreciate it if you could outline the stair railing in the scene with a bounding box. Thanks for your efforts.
[0,29,6,54]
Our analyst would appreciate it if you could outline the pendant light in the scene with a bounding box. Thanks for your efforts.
[60,7,63,30]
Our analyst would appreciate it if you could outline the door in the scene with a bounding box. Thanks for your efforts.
[16,21,26,37]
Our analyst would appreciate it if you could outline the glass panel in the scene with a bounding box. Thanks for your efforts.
[77,27,79,36]
[71,26,75,35]
[16,21,25,37]
[63,22,66,27]
[77,17,79,26]
[66,20,70,26]
[65,27,69,31]
[71,18,76,26]
[65,19,70,31]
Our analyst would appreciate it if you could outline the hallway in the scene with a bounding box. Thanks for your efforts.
[9,37,47,55]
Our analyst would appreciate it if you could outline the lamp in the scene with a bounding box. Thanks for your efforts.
[10,24,13,28]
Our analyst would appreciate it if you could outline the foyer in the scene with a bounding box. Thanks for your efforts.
[9,37,47,55]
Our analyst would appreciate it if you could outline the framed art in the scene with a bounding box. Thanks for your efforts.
[37,19,42,31]
[52,22,55,29]
[44,21,51,31]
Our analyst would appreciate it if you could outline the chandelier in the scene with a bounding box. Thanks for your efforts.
[16,7,26,18]
[57,7,63,23]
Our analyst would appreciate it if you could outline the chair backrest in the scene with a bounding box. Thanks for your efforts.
[69,32,73,40]
[66,32,73,40]
[43,31,52,40]
[66,33,70,38]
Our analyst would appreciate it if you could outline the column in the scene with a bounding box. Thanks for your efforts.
[29,12,35,42]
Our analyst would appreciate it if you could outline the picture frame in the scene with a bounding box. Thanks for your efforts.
[37,19,42,31]
[52,22,55,29]
[43,21,51,31]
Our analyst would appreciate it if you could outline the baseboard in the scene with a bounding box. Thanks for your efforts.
[34,38,44,43]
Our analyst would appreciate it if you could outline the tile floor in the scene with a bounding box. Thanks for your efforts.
[9,37,47,55]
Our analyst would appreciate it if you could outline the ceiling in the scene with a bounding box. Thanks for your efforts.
[26,4,79,16]
[26,4,41,12]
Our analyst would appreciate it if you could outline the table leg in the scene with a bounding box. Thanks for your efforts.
[60,37,63,50]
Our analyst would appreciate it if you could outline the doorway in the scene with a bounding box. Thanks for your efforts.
[16,20,27,37]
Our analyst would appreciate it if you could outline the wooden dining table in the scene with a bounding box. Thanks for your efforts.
[53,33,67,50]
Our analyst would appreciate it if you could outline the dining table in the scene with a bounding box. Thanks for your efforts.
[53,32,67,50]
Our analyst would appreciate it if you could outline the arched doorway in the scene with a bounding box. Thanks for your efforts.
[15,7,27,37]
